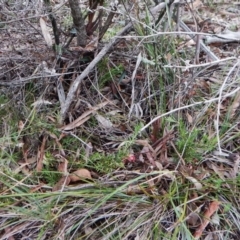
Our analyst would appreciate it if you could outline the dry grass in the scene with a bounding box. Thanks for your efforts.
[1,0,240,239]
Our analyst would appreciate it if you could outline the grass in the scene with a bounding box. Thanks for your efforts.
[1,166,239,239]
[1,0,240,239]
[86,152,124,173]
[98,59,125,88]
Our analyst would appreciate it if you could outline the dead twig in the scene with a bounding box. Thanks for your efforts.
[177,19,219,61]
[60,22,133,123]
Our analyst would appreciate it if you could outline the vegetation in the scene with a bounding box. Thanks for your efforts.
[0,0,240,239]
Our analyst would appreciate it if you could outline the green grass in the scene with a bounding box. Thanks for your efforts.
[175,120,217,162]
[86,152,124,174]
[1,167,238,239]
[97,59,125,88]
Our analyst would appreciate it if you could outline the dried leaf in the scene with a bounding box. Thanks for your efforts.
[186,112,193,124]
[61,116,90,131]
[210,163,225,181]
[185,176,203,190]
[141,56,155,65]
[46,115,56,123]
[135,139,156,156]
[150,119,161,143]
[13,162,29,174]
[155,161,163,171]
[69,169,92,182]
[69,46,84,51]
[61,100,116,131]
[186,202,203,227]
[211,212,220,225]
[126,184,142,195]
[84,225,94,236]
[95,114,113,128]
[58,159,69,175]
[191,0,203,9]
[36,135,47,172]
[194,201,221,239]
[69,38,98,52]
[30,183,45,193]
[85,37,98,51]
[16,142,24,148]
[31,99,52,107]
[203,233,217,240]
[85,142,93,159]
[39,17,52,47]
[187,212,200,226]
[230,91,240,117]
[47,131,66,156]
[139,153,144,162]
[3,227,15,240]
[18,120,24,133]
[146,150,156,166]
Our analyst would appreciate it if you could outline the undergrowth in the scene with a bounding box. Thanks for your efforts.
[0,0,240,239]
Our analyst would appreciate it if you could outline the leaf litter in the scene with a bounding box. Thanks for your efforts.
[0,0,240,239]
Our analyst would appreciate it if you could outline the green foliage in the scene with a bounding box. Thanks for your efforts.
[176,120,217,162]
[103,25,123,41]
[86,152,124,174]
[60,134,81,153]
[36,169,61,186]
[62,14,73,30]
[0,94,8,115]
[98,58,124,88]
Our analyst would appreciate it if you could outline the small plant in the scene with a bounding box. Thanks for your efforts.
[86,151,125,174]
[175,120,217,162]
[62,14,73,31]
[98,59,125,88]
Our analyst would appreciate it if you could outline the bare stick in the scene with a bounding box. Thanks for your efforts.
[60,22,133,123]
[163,57,236,69]
[177,19,219,61]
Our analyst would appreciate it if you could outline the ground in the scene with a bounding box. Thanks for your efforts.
[0,0,240,239]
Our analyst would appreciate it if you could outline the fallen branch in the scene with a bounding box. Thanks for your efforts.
[205,30,240,45]
[60,2,175,123]
[60,22,133,123]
